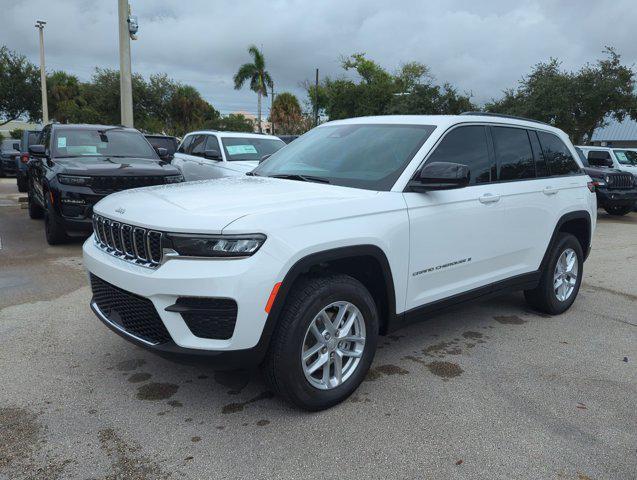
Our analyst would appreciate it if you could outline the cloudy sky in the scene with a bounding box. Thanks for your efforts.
[2,0,636,117]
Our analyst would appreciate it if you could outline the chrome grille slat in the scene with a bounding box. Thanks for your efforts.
[92,214,162,268]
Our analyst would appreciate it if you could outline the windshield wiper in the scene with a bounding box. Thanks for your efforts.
[267,173,331,184]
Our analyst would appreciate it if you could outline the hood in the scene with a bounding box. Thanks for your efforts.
[583,166,626,178]
[53,156,180,176]
[218,160,258,173]
[94,176,377,234]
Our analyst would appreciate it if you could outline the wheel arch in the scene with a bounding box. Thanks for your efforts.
[541,210,592,270]
[265,245,398,343]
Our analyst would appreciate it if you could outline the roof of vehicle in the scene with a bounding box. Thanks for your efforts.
[49,123,140,132]
[144,134,177,139]
[576,145,612,151]
[323,115,568,136]
[184,130,282,140]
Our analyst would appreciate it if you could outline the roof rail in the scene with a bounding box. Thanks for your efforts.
[460,111,552,127]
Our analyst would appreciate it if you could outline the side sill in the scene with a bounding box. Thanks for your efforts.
[392,271,540,330]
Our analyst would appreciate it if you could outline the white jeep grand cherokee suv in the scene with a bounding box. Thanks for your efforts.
[83,113,596,410]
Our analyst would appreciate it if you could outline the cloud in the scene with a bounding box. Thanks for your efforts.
[2,0,636,116]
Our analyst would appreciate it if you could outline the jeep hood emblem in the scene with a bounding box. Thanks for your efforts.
[115,207,126,214]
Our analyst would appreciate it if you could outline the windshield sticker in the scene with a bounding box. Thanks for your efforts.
[57,137,67,148]
[615,151,628,162]
[226,144,258,155]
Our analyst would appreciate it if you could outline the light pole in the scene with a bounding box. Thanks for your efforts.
[35,20,48,124]
[117,0,134,127]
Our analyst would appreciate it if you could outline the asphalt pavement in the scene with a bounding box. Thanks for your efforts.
[0,178,635,480]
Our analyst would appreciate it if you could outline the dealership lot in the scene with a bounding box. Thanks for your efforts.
[0,178,635,479]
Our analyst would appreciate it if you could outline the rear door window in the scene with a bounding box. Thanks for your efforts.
[177,135,194,154]
[491,127,535,181]
[537,132,581,176]
[189,135,206,157]
[426,125,493,185]
[204,135,220,153]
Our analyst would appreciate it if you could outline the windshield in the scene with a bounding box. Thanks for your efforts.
[221,137,285,161]
[52,128,157,159]
[575,147,589,167]
[253,124,436,191]
[612,149,637,166]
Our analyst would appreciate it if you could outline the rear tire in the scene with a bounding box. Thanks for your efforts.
[27,186,44,219]
[604,205,632,216]
[263,273,379,411]
[524,233,583,315]
[44,196,69,245]
[17,175,28,193]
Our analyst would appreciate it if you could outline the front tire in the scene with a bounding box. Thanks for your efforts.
[44,195,69,245]
[604,205,632,216]
[524,233,583,315]
[263,274,379,411]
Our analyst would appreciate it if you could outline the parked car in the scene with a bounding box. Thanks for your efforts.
[16,129,41,192]
[172,131,286,180]
[27,123,184,245]
[84,113,596,410]
[577,146,637,176]
[145,134,179,161]
[278,135,299,144]
[0,138,20,177]
[574,147,637,215]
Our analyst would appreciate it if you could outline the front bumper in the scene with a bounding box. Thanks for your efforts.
[83,237,283,365]
[0,157,17,175]
[595,187,637,208]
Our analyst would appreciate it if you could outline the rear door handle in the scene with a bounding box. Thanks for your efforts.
[479,193,500,204]
[543,186,559,195]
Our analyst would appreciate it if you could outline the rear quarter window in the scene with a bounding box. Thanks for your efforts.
[537,132,581,176]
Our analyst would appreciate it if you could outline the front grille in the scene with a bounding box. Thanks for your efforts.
[169,297,238,340]
[93,214,163,268]
[90,274,171,345]
[90,175,168,194]
[608,173,634,189]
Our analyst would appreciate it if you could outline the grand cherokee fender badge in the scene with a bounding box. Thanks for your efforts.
[115,207,126,214]
[413,257,472,277]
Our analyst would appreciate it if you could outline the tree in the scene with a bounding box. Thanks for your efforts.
[169,84,219,135]
[46,71,100,124]
[308,53,475,120]
[213,113,254,132]
[0,46,41,125]
[486,48,637,143]
[233,45,273,133]
[9,128,23,139]
[270,92,303,134]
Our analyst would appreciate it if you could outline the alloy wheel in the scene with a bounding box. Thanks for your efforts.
[553,248,578,302]
[301,301,366,390]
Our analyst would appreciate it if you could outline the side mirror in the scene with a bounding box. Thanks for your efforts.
[203,149,222,160]
[28,144,46,157]
[260,154,272,164]
[409,162,470,192]
[154,147,168,158]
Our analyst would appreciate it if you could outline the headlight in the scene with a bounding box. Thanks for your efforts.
[58,174,92,186]
[166,234,266,257]
[164,174,184,184]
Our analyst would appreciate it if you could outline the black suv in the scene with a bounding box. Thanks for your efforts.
[0,138,20,177]
[575,147,637,216]
[27,124,184,244]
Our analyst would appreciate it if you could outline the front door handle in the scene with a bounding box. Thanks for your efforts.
[543,186,559,195]
[479,193,500,204]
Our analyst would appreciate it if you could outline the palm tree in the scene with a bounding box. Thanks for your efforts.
[233,45,273,133]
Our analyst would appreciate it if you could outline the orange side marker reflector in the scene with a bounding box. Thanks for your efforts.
[265,282,282,313]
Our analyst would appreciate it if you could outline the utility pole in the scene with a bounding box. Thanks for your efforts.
[314,68,319,127]
[35,20,48,124]
[118,0,134,127]
[270,83,275,135]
